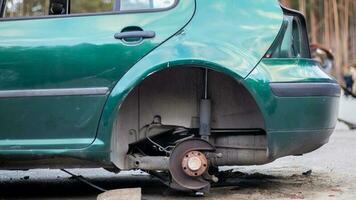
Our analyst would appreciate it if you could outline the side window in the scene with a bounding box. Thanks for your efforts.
[267,13,311,59]
[3,0,51,18]
[70,0,114,14]
[120,0,175,11]
[1,0,176,18]
[2,0,70,17]
[272,16,302,58]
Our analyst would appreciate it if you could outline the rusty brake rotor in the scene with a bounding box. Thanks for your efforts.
[169,139,215,191]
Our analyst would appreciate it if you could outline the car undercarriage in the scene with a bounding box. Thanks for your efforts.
[112,67,269,192]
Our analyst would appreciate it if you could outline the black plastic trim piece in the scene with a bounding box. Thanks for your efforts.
[0,0,178,21]
[270,82,341,97]
[0,87,109,98]
[0,0,4,17]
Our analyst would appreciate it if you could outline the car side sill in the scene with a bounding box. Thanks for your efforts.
[0,87,109,98]
[270,82,341,97]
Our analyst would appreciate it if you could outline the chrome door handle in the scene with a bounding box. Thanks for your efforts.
[114,31,156,40]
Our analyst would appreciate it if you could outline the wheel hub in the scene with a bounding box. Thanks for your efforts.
[182,151,208,177]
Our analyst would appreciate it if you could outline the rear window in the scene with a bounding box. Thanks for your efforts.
[266,11,311,59]
[1,0,176,18]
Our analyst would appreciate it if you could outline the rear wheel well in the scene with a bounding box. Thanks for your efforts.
[111,66,267,169]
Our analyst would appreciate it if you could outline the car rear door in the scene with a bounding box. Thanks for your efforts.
[0,0,194,150]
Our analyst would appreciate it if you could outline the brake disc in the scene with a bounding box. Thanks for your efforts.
[169,139,215,191]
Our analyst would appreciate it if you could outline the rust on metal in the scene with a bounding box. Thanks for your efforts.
[181,151,208,177]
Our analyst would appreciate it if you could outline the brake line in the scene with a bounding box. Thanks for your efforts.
[60,169,107,192]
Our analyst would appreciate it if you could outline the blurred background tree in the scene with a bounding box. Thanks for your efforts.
[280,0,355,82]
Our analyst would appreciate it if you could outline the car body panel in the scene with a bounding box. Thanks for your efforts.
[0,0,195,150]
[0,0,340,170]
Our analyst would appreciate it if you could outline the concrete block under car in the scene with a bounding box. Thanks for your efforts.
[97,188,141,200]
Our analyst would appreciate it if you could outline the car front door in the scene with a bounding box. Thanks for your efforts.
[0,0,194,150]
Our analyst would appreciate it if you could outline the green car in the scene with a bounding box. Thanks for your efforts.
[0,0,340,192]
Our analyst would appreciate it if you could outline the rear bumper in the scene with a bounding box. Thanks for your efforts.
[245,59,340,160]
[265,87,339,159]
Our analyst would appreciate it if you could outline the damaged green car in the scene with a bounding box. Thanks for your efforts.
[0,0,340,192]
